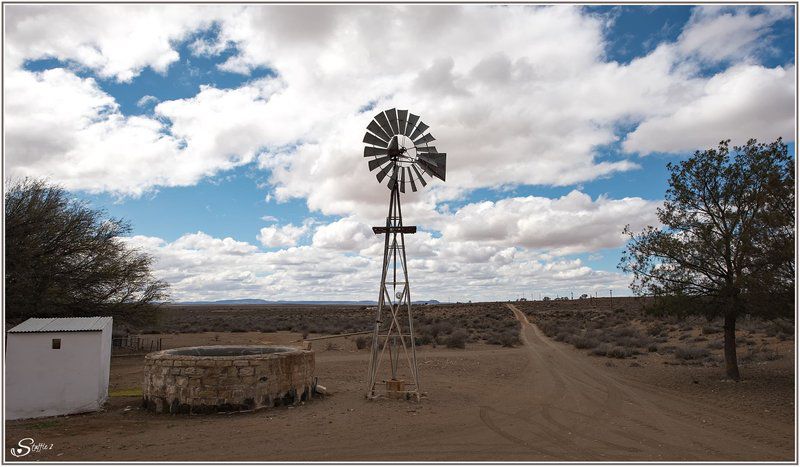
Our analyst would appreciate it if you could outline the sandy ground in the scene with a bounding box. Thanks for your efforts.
[5,304,794,461]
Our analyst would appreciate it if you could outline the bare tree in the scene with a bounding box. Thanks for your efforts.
[620,139,794,380]
[5,178,169,322]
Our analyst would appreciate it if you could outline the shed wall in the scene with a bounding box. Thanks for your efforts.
[97,320,113,402]
[6,331,106,419]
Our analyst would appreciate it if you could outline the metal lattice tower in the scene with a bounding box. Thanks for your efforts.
[361,108,446,400]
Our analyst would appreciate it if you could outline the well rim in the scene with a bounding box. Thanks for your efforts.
[145,344,309,361]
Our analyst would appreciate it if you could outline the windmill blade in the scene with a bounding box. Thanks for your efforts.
[404,114,420,136]
[399,167,406,193]
[397,110,408,136]
[363,131,389,148]
[386,164,399,190]
[409,121,429,141]
[368,155,393,172]
[374,112,394,137]
[364,146,389,157]
[418,153,446,181]
[411,164,427,187]
[418,153,442,167]
[385,108,399,135]
[417,160,436,178]
[409,169,418,192]
[367,120,391,142]
[414,133,435,145]
[417,146,437,153]
[376,162,395,183]
[388,136,399,153]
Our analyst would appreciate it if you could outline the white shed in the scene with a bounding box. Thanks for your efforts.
[6,316,113,420]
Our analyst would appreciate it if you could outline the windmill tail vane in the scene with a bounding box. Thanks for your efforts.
[362,108,447,400]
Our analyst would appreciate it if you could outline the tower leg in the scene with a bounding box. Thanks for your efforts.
[366,185,421,399]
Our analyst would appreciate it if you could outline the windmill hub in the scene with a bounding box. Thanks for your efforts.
[388,135,417,167]
[362,109,447,401]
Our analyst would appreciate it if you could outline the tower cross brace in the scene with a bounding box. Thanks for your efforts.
[366,183,420,399]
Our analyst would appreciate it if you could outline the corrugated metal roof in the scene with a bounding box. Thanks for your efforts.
[8,316,112,333]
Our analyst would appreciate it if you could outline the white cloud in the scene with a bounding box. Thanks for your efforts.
[123,231,632,302]
[136,95,159,108]
[677,6,793,64]
[4,68,273,196]
[3,5,795,300]
[188,36,230,57]
[172,231,258,256]
[4,5,794,206]
[256,223,308,248]
[4,4,220,81]
[440,191,660,255]
[260,215,278,222]
[312,217,373,250]
[623,64,795,154]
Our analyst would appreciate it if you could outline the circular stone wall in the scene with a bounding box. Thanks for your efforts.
[142,345,315,414]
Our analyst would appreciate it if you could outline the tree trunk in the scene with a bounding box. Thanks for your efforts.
[723,311,740,381]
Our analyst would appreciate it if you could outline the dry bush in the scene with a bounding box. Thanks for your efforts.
[741,345,783,363]
[591,343,613,356]
[706,340,724,349]
[412,303,521,347]
[674,346,709,360]
[573,335,600,350]
[325,341,340,351]
[355,336,369,350]
[658,345,678,354]
[607,346,635,359]
[446,329,467,349]
[646,322,667,336]
[525,302,654,359]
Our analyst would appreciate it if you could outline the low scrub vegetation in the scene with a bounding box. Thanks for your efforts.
[121,302,521,349]
[515,297,791,365]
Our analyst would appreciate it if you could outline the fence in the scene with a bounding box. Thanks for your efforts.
[112,335,163,354]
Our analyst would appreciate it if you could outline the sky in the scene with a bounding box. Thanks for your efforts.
[3,4,796,302]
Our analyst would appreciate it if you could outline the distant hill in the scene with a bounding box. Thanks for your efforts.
[174,299,441,306]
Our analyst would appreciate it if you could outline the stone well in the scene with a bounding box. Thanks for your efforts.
[142,345,315,414]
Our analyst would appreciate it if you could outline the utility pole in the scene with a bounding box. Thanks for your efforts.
[610,289,613,307]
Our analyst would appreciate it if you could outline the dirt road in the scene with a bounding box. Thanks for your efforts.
[486,304,794,461]
[5,306,794,461]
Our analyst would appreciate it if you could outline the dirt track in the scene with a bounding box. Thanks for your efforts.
[5,304,794,461]
[489,304,794,460]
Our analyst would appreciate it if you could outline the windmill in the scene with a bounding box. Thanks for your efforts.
[362,108,446,400]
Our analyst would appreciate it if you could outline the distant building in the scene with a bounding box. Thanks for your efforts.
[6,317,113,420]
